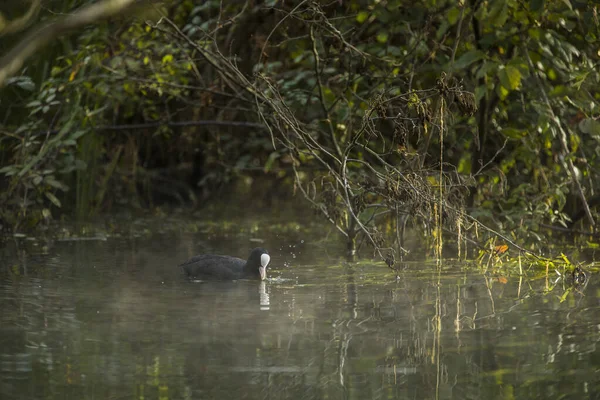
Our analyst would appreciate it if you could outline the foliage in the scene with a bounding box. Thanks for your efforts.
[1,0,600,260]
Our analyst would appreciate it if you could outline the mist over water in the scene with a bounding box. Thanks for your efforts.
[0,230,597,400]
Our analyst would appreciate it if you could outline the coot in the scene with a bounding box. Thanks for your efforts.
[180,247,270,281]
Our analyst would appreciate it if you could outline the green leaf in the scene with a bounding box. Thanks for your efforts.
[69,130,87,141]
[498,66,521,91]
[475,61,498,79]
[548,85,567,97]
[376,32,388,43]
[447,7,460,25]
[125,58,141,71]
[488,1,508,27]
[436,21,450,40]
[579,118,600,137]
[45,192,62,208]
[571,70,590,90]
[502,128,527,139]
[560,0,572,10]
[559,288,571,303]
[530,0,545,13]
[474,85,487,103]
[356,11,369,24]
[0,165,16,175]
[528,28,541,40]
[496,84,509,100]
[263,152,280,173]
[585,32,596,43]
[17,79,35,91]
[18,114,75,178]
[27,100,42,108]
[6,76,35,91]
[454,50,485,70]
[44,176,69,191]
[457,155,471,174]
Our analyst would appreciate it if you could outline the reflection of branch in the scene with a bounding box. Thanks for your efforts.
[482,274,496,316]
[463,214,542,258]
[338,333,349,387]
[0,0,140,87]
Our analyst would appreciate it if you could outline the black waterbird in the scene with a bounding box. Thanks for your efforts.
[180,247,270,281]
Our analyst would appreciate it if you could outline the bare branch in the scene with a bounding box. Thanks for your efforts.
[0,0,41,37]
[0,0,143,87]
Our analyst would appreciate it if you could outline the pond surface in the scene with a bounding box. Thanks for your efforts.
[0,233,598,399]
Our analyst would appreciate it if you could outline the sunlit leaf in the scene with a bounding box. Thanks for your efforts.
[559,289,570,303]
[548,85,566,97]
[494,244,509,254]
[356,11,369,23]
[502,128,527,139]
[559,253,572,266]
[376,32,388,43]
[498,66,521,91]
[457,155,471,174]
[496,84,509,100]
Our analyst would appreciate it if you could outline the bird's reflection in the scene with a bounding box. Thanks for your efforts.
[259,280,270,311]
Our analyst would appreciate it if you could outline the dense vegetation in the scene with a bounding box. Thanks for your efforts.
[1,0,599,263]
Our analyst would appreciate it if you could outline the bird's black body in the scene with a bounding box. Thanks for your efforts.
[180,247,269,281]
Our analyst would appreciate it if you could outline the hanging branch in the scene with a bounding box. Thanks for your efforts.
[0,0,145,87]
[0,0,41,37]
[155,9,540,266]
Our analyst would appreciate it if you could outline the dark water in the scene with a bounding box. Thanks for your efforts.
[0,236,598,400]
